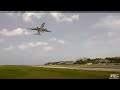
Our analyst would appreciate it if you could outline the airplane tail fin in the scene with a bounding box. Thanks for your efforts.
[41,23,45,28]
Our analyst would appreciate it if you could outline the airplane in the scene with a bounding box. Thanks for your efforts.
[27,23,51,35]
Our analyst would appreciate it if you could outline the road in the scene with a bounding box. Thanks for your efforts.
[32,65,120,72]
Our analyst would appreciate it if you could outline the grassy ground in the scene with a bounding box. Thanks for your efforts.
[0,65,120,79]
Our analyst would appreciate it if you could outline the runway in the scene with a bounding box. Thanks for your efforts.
[32,65,120,72]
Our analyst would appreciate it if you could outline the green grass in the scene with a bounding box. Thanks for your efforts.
[0,65,120,79]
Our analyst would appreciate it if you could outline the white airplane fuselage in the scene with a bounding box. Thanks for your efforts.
[37,27,46,34]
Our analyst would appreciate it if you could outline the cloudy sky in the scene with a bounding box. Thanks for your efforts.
[0,11,120,65]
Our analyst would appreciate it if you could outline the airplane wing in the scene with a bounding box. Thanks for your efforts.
[42,28,51,32]
[27,28,38,30]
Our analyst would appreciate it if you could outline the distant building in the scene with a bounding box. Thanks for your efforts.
[85,63,92,65]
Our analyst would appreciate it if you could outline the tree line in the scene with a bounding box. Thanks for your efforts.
[44,56,120,65]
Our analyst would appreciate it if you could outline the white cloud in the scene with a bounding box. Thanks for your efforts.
[6,13,14,16]
[4,46,14,51]
[89,36,97,40]
[50,13,79,22]
[6,13,22,17]
[61,15,79,22]
[91,15,120,41]
[57,40,65,44]
[107,31,118,37]
[3,41,48,51]
[50,13,63,22]
[0,28,31,36]
[22,13,46,22]
[106,31,120,42]
[43,46,54,51]
[0,38,4,43]
[48,38,57,41]
[92,15,120,29]
[2,38,65,51]
[48,38,65,44]
[5,12,79,23]
[83,35,106,49]
[83,33,120,50]
[17,42,48,50]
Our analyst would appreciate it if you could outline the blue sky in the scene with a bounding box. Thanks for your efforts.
[0,11,120,65]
